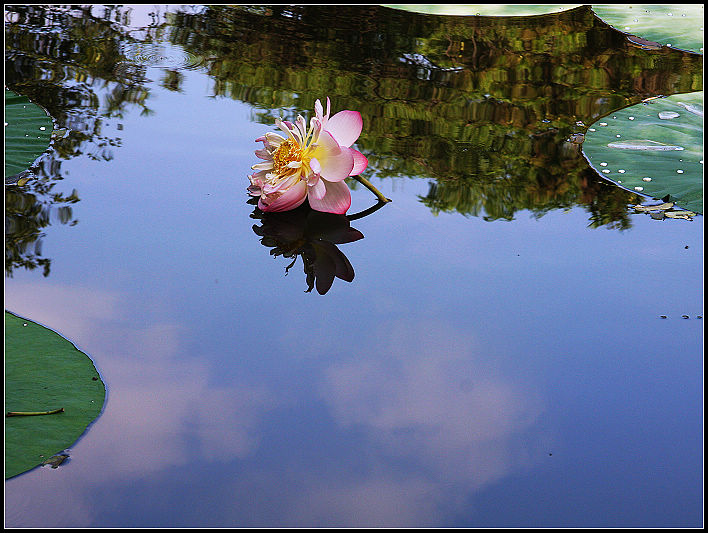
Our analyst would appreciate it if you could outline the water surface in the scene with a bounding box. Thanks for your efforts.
[4,5,703,527]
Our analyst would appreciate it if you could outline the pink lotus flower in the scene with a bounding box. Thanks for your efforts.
[248,98,368,214]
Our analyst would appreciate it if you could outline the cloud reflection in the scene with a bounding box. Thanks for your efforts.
[305,320,546,525]
[285,477,446,527]
[5,285,547,527]
[4,282,276,476]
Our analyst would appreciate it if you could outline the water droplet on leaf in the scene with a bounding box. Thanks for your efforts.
[607,140,684,151]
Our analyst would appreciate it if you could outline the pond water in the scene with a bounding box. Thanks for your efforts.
[4,5,703,528]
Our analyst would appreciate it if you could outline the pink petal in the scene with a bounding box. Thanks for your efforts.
[277,119,295,138]
[311,131,354,182]
[315,98,329,123]
[308,176,326,200]
[248,170,267,196]
[307,179,351,214]
[347,148,368,175]
[259,180,307,212]
[325,110,363,148]
[314,97,331,124]
[267,173,303,194]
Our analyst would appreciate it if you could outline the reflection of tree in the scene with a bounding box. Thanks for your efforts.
[4,5,158,276]
[419,157,643,229]
[163,4,702,226]
[5,4,703,235]
[5,181,79,277]
[5,5,155,143]
[251,201,365,295]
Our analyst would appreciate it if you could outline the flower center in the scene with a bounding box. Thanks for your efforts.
[273,139,302,173]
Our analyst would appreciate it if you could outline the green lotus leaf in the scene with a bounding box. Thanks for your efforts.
[582,91,703,214]
[5,88,54,181]
[5,311,106,479]
[591,4,704,54]
[382,5,581,16]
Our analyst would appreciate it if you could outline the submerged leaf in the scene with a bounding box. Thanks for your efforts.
[664,210,696,220]
[42,453,70,469]
[632,202,674,212]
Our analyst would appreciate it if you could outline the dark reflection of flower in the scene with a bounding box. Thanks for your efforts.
[250,200,364,295]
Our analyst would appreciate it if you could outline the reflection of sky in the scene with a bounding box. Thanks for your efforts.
[5,21,703,528]
[4,282,546,527]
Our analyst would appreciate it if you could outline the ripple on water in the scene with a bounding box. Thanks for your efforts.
[118,42,207,71]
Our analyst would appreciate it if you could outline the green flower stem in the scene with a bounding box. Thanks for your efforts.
[352,175,391,204]
[6,407,64,417]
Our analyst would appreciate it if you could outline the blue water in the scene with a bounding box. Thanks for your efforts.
[4,5,703,527]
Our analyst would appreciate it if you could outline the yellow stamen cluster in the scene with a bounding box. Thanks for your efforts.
[273,139,302,173]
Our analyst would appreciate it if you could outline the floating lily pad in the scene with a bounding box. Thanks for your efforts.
[5,311,105,479]
[591,4,704,54]
[5,88,54,181]
[383,5,581,16]
[582,91,703,214]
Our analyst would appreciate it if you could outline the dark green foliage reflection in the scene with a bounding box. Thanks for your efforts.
[164,5,700,224]
[5,182,80,278]
[5,4,703,277]
[5,5,151,277]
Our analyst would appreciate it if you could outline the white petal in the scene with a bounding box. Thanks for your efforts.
[255,148,271,159]
[265,132,285,142]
